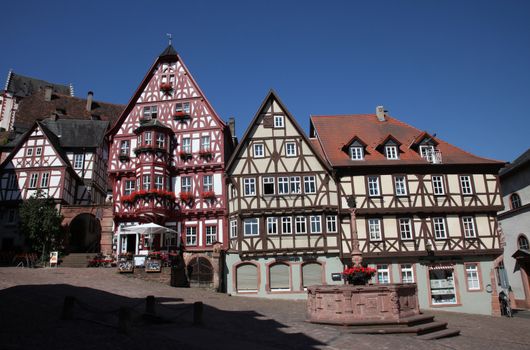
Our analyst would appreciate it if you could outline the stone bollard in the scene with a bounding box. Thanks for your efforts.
[118,307,132,334]
[145,295,156,315]
[193,301,203,326]
[61,296,75,320]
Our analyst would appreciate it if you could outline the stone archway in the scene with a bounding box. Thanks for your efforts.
[68,213,101,253]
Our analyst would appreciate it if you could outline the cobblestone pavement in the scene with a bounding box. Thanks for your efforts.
[1,267,529,350]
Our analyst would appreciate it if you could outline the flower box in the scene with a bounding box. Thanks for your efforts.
[342,266,377,285]
[160,82,173,93]
[179,191,194,202]
[118,154,130,161]
[201,191,216,199]
[179,151,192,160]
[173,111,191,121]
[199,149,213,158]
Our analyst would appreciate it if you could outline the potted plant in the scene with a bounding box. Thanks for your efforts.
[342,266,377,285]
[160,82,173,93]
[179,150,192,160]
[199,149,213,158]
[173,111,191,121]
[201,191,216,200]
[179,191,194,202]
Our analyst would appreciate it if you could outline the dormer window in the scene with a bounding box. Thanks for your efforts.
[350,146,364,160]
[420,145,435,159]
[274,115,284,128]
[143,106,158,119]
[385,145,399,160]
[120,140,130,155]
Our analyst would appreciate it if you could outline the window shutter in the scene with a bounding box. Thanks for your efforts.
[263,115,274,128]
[302,263,322,288]
[270,264,290,290]
[236,264,258,291]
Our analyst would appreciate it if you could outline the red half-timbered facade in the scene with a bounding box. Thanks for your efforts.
[107,45,233,288]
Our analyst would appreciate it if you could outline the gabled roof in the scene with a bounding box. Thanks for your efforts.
[41,119,110,148]
[226,90,332,174]
[310,113,504,167]
[134,119,172,134]
[500,148,530,177]
[410,131,439,149]
[14,90,124,130]
[4,71,72,98]
[107,45,225,137]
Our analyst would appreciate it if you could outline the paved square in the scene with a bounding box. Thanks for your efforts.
[0,268,528,349]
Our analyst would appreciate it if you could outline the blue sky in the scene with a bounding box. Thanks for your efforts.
[1,0,529,162]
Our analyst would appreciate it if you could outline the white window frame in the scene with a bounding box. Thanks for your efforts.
[124,180,135,195]
[26,148,33,157]
[142,175,151,190]
[181,176,191,192]
[201,136,211,152]
[186,226,197,246]
[350,146,364,160]
[253,143,264,158]
[399,218,413,240]
[144,132,152,145]
[401,264,415,283]
[377,264,390,284]
[205,226,217,245]
[262,177,275,196]
[295,216,307,234]
[368,218,382,241]
[120,140,130,155]
[385,145,399,160]
[155,175,164,190]
[74,154,84,169]
[286,142,297,157]
[40,172,50,188]
[432,175,445,195]
[175,102,191,114]
[466,263,480,290]
[203,175,213,192]
[326,215,337,233]
[462,216,476,238]
[29,173,38,189]
[282,217,292,234]
[244,178,256,196]
[274,115,284,128]
[182,137,191,153]
[143,105,158,119]
[460,175,473,195]
[368,176,380,197]
[230,220,238,239]
[420,145,435,159]
[394,176,407,196]
[278,177,289,194]
[303,176,316,194]
[244,218,259,236]
[267,217,278,235]
[433,217,447,239]
[310,215,322,234]
[290,176,301,194]
[156,134,165,149]
[36,147,42,156]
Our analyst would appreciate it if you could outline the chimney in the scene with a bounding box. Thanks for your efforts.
[86,91,94,112]
[228,117,236,137]
[376,105,386,122]
[44,86,53,102]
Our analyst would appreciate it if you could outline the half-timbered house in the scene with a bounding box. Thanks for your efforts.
[310,107,506,314]
[107,45,233,289]
[226,91,345,298]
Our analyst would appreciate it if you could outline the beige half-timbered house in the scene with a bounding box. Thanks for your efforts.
[226,91,346,298]
[310,107,506,315]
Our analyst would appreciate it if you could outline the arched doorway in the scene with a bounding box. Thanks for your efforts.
[187,256,213,287]
[69,213,101,253]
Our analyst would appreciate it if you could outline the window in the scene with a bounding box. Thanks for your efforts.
[310,215,322,234]
[385,145,399,160]
[282,217,292,234]
[203,175,213,192]
[267,217,278,235]
[401,264,415,283]
[244,178,256,196]
[175,102,191,114]
[29,173,38,189]
[420,145,435,159]
[518,235,529,249]
[26,148,33,157]
[74,154,84,169]
[36,147,42,156]
[462,216,476,238]
[466,263,481,291]
[278,177,289,194]
[143,106,158,119]
[244,218,259,236]
[182,137,191,153]
[206,226,217,245]
[253,143,264,158]
[368,176,380,196]
[399,218,413,240]
[304,176,316,194]
[274,115,284,128]
[262,177,274,195]
[433,217,447,239]
[286,142,297,157]
[137,134,142,146]
[290,176,301,194]
[40,173,50,188]
[124,180,135,195]
[201,136,210,152]
[429,265,457,305]
[142,175,151,190]
[368,218,382,241]
[394,176,407,196]
[186,227,197,246]
[181,176,191,192]
[350,146,364,160]
[326,215,337,233]
[236,264,258,292]
[302,263,323,288]
[270,263,290,291]
[155,176,164,190]
[120,140,130,155]
[377,264,390,284]
[432,175,445,195]
[460,175,473,195]
[156,134,165,148]
[295,216,306,234]
[144,132,152,145]
[230,220,238,239]
[510,193,522,209]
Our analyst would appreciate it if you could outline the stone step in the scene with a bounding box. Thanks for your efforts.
[60,253,98,268]
[417,328,461,340]
[349,321,447,335]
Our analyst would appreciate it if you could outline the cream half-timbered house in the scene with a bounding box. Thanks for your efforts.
[310,108,505,315]
[107,45,233,289]
[226,91,346,298]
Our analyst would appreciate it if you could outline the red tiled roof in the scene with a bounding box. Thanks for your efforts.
[310,114,504,167]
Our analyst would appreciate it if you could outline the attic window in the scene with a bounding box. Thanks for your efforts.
[175,102,191,114]
[419,145,441,164]
[142,106,158,119]
[385,145,399,160]
[350,146,364,160]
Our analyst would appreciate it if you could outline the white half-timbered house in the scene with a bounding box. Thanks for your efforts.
[310,107,506,315]
[107,45,233,289]
[226,91,345,298]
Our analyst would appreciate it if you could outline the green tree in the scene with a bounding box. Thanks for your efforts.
[19,189,64,264]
